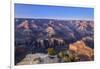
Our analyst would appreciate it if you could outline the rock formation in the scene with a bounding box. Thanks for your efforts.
[69,40,93,61]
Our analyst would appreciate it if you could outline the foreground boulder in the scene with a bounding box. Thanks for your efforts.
[69,40,94,61]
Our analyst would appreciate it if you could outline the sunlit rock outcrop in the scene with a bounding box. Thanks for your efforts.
[69,40,93,61]
[17,20,29,29]
[45,26,55,37]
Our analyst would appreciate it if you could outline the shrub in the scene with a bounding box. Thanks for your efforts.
[57,50,79,62]
[47,48,57,55]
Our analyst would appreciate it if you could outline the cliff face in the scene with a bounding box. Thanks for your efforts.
[17,20,29,29]
[69,40,94,61]
[15,19,94,65]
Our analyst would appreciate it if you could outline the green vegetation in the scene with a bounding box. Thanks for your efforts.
[47,48,57,55]
[47,48,79,62]
[57,50,79,62]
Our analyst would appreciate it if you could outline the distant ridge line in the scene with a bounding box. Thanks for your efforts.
[15,18,94,21]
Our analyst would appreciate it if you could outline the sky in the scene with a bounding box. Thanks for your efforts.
[15,3,94,20]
